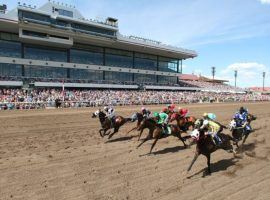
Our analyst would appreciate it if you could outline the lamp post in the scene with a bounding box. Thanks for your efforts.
[263,72,266,91]
[211,66,216,81]
[234,70,238,87]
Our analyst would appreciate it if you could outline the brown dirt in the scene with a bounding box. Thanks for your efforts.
[0,102,270,200]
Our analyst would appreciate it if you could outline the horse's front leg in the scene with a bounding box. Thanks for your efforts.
[187,151,199,172]
[206,154,211,175]
[176,132,187,148]
[108,127,119,139]
[138,128,144,141]
[149,132,161,154]
[99,129,105,137]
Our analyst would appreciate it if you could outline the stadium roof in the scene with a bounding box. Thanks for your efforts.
[0,1,197,59]
[179,74,199,81]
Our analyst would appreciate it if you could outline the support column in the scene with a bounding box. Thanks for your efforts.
[67,49,70,79]
[132,51,135,82]
[103,47,106,81]
[21,43,25,77]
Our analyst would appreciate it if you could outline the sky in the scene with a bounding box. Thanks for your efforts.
[1,0,270,88]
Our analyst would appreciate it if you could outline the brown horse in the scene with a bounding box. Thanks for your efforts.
[187,128,236,175]
[137,120,188,154]
[92,110,131,139]
[229,113,257,147]
[170,113,196,132]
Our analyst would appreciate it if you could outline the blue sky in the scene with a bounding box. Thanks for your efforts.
[1,0,270,87]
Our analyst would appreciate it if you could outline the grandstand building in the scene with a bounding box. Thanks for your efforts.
[0,1,197,90]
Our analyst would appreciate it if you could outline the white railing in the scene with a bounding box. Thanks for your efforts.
[1,97,269,110]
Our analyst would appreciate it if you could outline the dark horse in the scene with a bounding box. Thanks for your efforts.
[229,113,257,147]
[187,128,236,175]
[170,113,196,132]
[137,119,188,154]
[92,110,131,139]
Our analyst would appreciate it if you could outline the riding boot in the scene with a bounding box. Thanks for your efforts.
[214,134,222,146]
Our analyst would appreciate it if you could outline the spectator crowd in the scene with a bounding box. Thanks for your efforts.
[1,88,269,110]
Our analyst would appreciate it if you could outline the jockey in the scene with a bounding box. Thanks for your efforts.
[178,107,189,118]
[104,106,116,127]
[141,107,151,119]
[233,107,251,132]
[200,113,222,146]
[168,104,176,113]
[153,112,169,133]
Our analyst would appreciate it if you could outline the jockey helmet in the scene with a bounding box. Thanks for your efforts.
[141,107,146,111]
[153,112,159,117]
[104,106,108,111]
[170,104,176,109]
[203,113,208,118]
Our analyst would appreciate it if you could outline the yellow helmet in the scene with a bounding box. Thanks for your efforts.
[203,113,208,117]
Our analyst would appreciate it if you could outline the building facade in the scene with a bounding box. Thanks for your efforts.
[0,1,197,89]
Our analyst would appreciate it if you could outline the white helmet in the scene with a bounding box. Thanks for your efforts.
[104,106,108,110]
[141,107,146,111]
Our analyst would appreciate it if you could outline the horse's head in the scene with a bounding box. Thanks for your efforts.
[228,119,237,131]
[190,129,200,141]
[248,114,257,122]
[92,110,100,118]
[194,119,203,129]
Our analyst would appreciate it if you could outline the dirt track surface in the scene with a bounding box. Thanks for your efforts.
[0,102,270,200]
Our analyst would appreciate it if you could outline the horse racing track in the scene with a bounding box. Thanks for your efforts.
[0,102,270,200]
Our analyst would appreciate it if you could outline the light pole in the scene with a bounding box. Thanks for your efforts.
[263,72,266,91]
[211,66,216,80]
[234,70,238,87]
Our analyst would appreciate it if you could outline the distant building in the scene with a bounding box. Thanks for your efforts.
[0,1,197,89]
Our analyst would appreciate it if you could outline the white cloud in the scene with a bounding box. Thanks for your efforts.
[259,0,270,4]
[220,62,269,87]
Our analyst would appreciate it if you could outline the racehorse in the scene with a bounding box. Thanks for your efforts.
[187,128,236,175]
[92,110,131,139]
[229,113,257,147]
[170,113,196,132]
[137,120,188,154]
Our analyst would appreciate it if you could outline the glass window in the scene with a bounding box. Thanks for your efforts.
[159,57,178,72]
[19,10,51,25]
[24,46,67,62]
[105,49,133,68]
[70,69,103,81]
[134,74,157,83]
[158,76,178,84]
[0,40,21,58]
[24,66,67,79]
[134,53,157,71]
[70,49,103,65]
[71,23,116,37]
[0,63,22,77]
[56,9,73,18]
[105,72,133,82]
[0,32,19,41]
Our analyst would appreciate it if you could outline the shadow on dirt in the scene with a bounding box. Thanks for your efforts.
[187,158,239,178]
[153,145,187,155]
[106,136,136,143]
